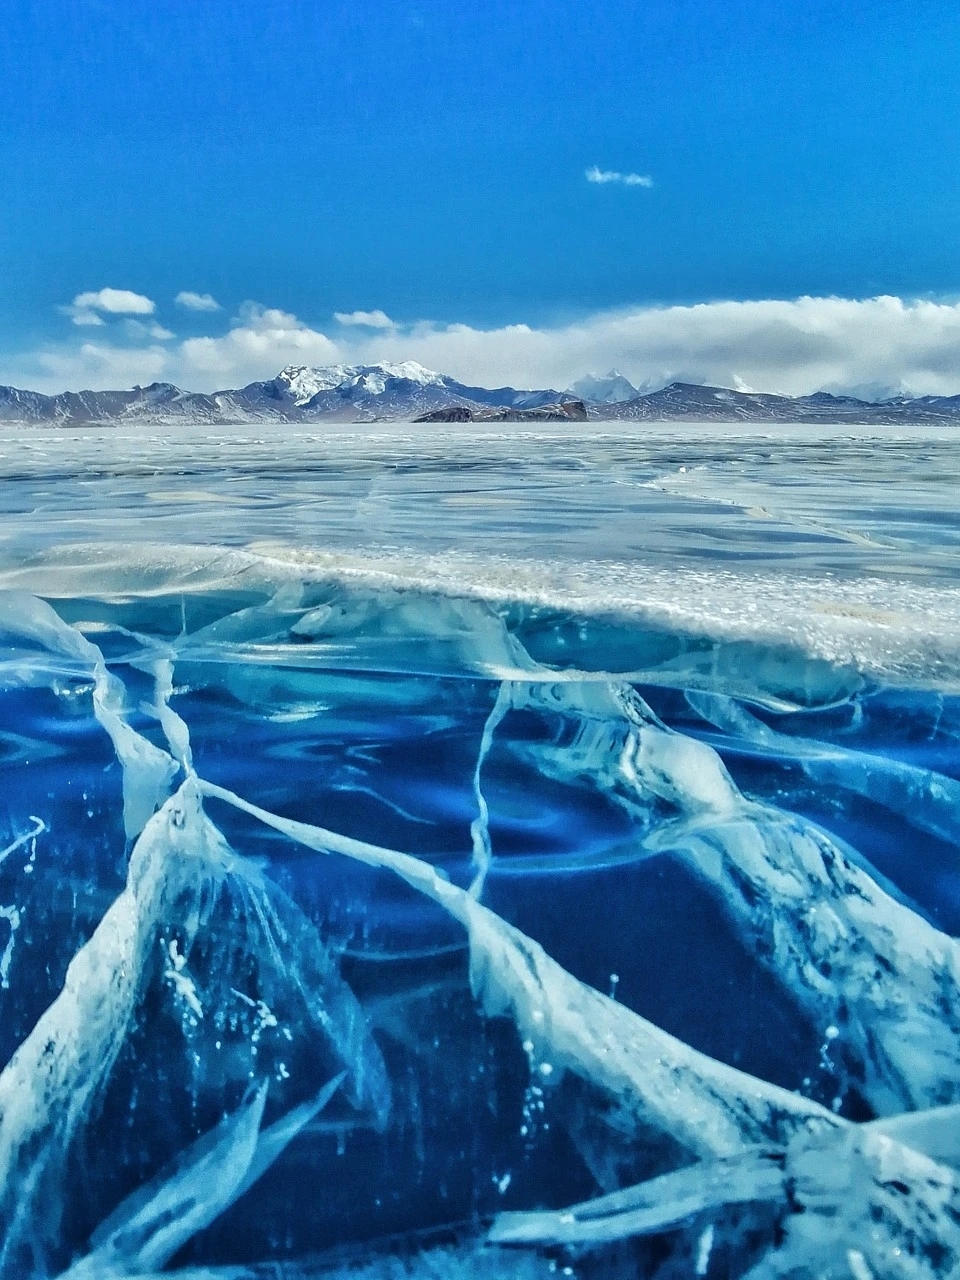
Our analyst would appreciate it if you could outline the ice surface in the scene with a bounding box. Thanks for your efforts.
[2,424,960,1277]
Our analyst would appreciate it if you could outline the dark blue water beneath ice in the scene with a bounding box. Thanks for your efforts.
[3,424,960,1277]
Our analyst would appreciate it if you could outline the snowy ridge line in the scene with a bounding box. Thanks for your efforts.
[4,590,960,1275]
[8,366,960,428]
[0,361,568,427]
[4,538,960,692]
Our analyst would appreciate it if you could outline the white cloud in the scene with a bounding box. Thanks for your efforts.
[331,296,960,398]
[586,165,654,188]
[31,341,170,390]
[178,302,340,382]
[70,310,106,328]
[72,287,155,315]
[60,287,157,327]
[9,294,960,400]
[333,309,395,329]
[71,288,154,314]
[175,290,222,312]
[125,319,175,341]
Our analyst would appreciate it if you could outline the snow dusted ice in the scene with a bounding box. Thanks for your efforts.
[2,422,960,1277]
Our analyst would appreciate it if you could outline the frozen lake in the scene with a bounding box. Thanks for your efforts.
[4,422,960,575]
[2,423,960,1278]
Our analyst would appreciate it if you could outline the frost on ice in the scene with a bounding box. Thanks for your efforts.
[1,578,960,1279]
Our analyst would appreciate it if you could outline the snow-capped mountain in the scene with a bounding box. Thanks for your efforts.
[0,381,226,425]
[262,363,565,418]
[235,362,490,420]
[0,363,568,426]
[3,365,960,426]
[569,370,639,404]
[271,362,448,406]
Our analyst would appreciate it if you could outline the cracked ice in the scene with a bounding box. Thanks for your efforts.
[2,425,960,1278]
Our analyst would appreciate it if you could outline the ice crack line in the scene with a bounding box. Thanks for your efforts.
[0,595,388,1276]
[6,589,960,1277]
[469,679,512,897]
[497,676,960,1114]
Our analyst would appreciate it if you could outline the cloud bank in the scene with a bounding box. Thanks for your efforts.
[585,166,654,188]
[7,293,960,400]
[179,303,340,379]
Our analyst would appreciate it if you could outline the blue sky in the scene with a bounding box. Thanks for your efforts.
[3,0,960,394]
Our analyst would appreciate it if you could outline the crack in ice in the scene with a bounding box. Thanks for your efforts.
[6,588,960,1277]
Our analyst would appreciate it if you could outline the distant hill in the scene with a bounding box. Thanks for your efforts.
[2,365,960,426]
[590,381,960,424]
[414,400,588,423]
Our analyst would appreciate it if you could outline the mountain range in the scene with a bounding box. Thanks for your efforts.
[0,362,565,427]
[2,361,960,426]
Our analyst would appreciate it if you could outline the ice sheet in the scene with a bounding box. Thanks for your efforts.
[1,425,960,1278]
